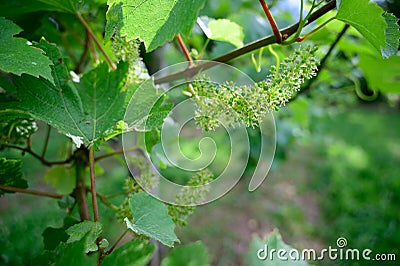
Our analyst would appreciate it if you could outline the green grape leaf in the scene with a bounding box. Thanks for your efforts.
[336,0,387,55]
[53,234,98,266]
[161,242,210,266]
[382,12,400,59]
[102,240,155,266]
[105,0,206,52]
[44,166,76,195]
[66,220,103,253]
[0,0,79,16]
[4,39,144,148]
[42,217,79,250]
[36,0,77,13]
[246,229,309,265]
[0,0,108,17]
[358,53,400,93]
[124,79,173,131]
[0,17,54,85]
[0,158,28,196]
[32,250,56,266]
[42,227,69,251]
[124,192,179,247]
[198,17,244,48]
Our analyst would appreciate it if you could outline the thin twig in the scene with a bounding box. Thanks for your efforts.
[296,17,336,42]
[41,125,51,158]
[259,0,282,43]
[297,24,350,96]
[154,0,336,85]
[104,191,129,199]
[27,136,31,150]
[75,30,91,74]
[75,12,117,70]
[94,146,140,162]
[60,33,79,65]
[2,144,73,166]
[89,148,99,222]
[106,229,129,255]
[319,24,350,69]
[95,192,119,211]
[0,185,62,199]
[176,34,194,66]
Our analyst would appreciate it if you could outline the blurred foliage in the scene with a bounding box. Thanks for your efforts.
[0,0,399,265]
[310,109,400,265]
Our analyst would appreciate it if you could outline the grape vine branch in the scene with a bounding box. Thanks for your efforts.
[154,0,336,85]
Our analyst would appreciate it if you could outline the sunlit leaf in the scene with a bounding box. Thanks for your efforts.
[105,0,206,51]
[0,17,54,84]
[336,0,386,55]
[197,16,245,47]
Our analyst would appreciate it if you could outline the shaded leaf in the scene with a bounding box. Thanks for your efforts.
[53,235,98,266]
[42,227,69,251]
[125,192,179,247]
[0,0,80,16]
[0,158,28,196]
[66,220,102,252]
[161,241,210,266]
[37,0,78,13]
[102,240,155,266]
[0,17,54,84]
[42,217,80,251]
[31,250,55,266]
[105,0,206,51]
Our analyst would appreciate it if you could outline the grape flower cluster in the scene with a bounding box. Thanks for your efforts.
[191,46,319,131]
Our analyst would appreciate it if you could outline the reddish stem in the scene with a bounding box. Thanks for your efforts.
[176,34,194,65]
[76,12,116,70]
[89,148,99,222]
[0,184,62,199]
[259,0,282,43]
